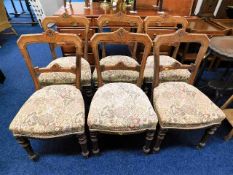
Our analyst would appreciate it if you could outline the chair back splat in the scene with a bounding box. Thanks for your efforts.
[91,27,152,87]
[97,12,143,59]
[153,29,209,88]
[42,13,90,60]
[17,29,83,90]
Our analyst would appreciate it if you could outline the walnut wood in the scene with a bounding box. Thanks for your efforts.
[17,29,83,90]
[90,27,152,87]
[196,125,219,149]
[153,127,167,152]
[221,95,233,141]
[77,134,89,157]
[42,13,90,60]
[15,137,39,161]
[152,29,209,89]
[90,132,100,155]
[143,130,155,154]
[97,12,143,59]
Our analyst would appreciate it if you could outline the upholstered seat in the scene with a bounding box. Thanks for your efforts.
[38,56,91,86]
[9,85,85,138]
[153,82,226,129]
[92,55,139,83]
[88,83,158,133]
[144,55,191,83]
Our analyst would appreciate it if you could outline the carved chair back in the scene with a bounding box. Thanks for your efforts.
[91,28,152,88]
[97,12,143,59]
[17,29,83,90]
[42,13,90,60]
[144,15,188,58]
[152,29,209,88]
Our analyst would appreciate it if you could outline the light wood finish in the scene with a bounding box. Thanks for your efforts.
[221,95,233,141]
[152,29,209,88]
[17,29,83,90]
[97,12,143,58]
[144,15,188,59]
[0,0,17,35]
[91,27,152,88]
[42,13,90,60]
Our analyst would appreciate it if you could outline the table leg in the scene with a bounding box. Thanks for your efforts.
[10,0,20,17]
[25,0,36,26]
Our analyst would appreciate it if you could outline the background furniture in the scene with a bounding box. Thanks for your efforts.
[0,0,17,34]
[221,95,233,140]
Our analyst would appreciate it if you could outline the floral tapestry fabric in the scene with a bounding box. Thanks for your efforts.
[38,56,91,86]
[88,83,158,133]
[153,82,226,129]
[92,55,139,84]
[9,85,85,138]
[144,55,191,83]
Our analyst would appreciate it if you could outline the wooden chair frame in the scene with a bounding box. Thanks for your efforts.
[97,12,143,59]
[91,27,152,88]
[221,95,233,140]
[151,29,221,152]
[17,29,83,90]
[144,15,188,59]
[42,13,90,60]
[15,29,89,160]
[89,28,154,154]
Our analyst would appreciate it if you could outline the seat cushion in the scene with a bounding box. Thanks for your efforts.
[38,56,91,86]
[9,85,85,138]
[153,82,226,129]
[92,55,139,84]
[88,83,158,133]
[144,55,191,83]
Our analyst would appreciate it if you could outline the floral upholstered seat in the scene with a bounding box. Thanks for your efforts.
[144,55,191,83]
[38,56,91,86]
[92,55,139,83]
[153,82,226,129]
[9,85,85,138]
[88,83,158,133]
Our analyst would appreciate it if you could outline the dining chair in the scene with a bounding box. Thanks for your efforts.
[88,28,158,154]
[144,15,190,85]
[92,12,144,84]
[9,29,89,160]
[151,29,226,152]
[40,13,92,94]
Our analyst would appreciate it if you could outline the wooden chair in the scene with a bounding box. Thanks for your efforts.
[88,28,158,154]
[143,15,190,85]
[221,95,233,141]
[41,14,92,93]
[92,12,143,84]
[152,29,226,152]
[9,29,89,160]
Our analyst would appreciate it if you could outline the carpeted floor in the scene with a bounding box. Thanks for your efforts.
[0,0,233,175]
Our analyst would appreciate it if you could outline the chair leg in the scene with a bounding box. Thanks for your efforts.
[224,129,233,141]
[153,127,168,152]
[77,134,89,158]
[15,137,38,161]
[90,132,100,155]
[197,125,219,149]
[143,130,155,154]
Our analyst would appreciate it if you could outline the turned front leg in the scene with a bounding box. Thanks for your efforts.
[153,127,168,152]
[143,130,155,154]
[77,134,89,157]
[15,137,38,161]
[90,132,100,154]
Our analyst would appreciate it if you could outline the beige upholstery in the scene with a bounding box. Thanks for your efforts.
[153,82,226,129]
[92,55,139,83]
[144,55,191,83]
[88,83,158,133]
[38,56,91,86]
[9,85,85,138]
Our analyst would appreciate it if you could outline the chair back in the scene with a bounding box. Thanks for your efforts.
[152,29,209,88]
[17,29,83,90]
[91,27,152,87]
[42,13,90,59]
[97,12,143,58]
